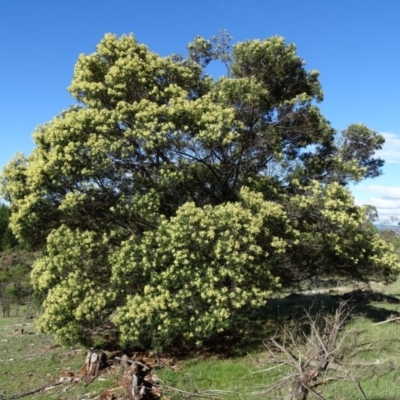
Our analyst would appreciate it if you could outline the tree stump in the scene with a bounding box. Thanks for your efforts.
[122,358,161,400]
[81,349,107,380]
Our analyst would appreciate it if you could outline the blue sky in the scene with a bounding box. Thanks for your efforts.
[1,0,399,220]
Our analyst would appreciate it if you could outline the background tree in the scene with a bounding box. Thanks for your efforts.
[0,204,17,250]
[1,33,397,348]
[0,250,36,317]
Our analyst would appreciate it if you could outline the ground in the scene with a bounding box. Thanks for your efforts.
[2,280,400,399]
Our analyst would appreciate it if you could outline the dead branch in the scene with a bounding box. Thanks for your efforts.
[6,349,105,400]
[251,363,286,374]
[259,301,374,399]
[7,378,71,400]
[163,385,229,399]
[251,374,296,395]
[351,376,368,400]
[373,316,400,325]
[302,384,326,400]
[115,356,150,371]
[271,338,302,372]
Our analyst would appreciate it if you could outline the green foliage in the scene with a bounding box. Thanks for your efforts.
[0,204,17,250]
[0,261,32,317]
[111,188,286,348]
[1,32,397,348]
[279,182,398,285]
[379,224,400,263]
[32,226,114,345]
[29,184,398,348]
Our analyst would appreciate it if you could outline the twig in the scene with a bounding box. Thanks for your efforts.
[351,377,368,400]
[338,359,386,368]
[7,379,67,400]
[373,317,400,325]
[251,374,296,395]
[163,385,228,399]
[310,377,347,387]
[271,338,302,372]
[251,363,286,374]
[302,383,327,400]
[114,356,150,370]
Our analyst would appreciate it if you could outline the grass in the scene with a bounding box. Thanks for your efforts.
[2,281,400,399]
[158,281,400,399]
[0,315,123,400]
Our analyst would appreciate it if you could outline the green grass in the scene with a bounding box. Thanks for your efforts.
[0,314,123,400]
[158,354,295,399]
[157,285,400,399]
[2,283,400,400]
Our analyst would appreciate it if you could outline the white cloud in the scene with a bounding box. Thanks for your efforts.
[362,185,400,199]
[369,198,400,209]
[348,132,400,222]
[377,132,400,164]
[354,185,400,220]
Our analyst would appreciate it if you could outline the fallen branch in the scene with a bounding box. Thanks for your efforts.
[373,317,400,326]
[7,378,70,400]
[351,376,368,400]
[164,385,230,399]
[303,384,326,400]
[258,301,381,399]
[251,374,296,395]
[115,356,150,371]
[251,363,286,374]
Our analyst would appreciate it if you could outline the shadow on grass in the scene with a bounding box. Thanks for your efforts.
[261,289,400,325]
[203,289,400,357]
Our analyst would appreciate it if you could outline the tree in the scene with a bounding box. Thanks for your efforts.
[0,204,17,250]
[0,263,31,317]
[1,33,398,348]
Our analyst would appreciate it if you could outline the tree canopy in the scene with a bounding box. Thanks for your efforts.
[1,32,397,348]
